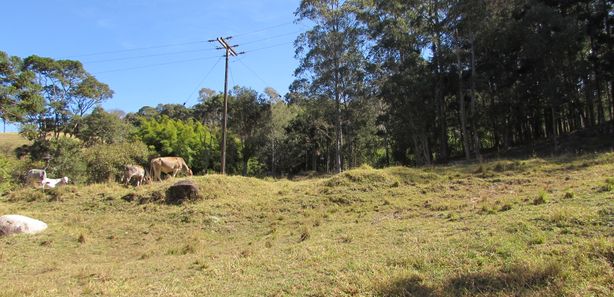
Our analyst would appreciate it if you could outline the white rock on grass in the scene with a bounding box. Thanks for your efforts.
[0,215,48,236]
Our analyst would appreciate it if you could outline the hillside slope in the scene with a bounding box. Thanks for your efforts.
[1,154,613,296]
[0,132,30,156]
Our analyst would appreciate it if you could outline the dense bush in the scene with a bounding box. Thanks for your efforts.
[77,106,133,146]
[0,155,18,194]
[82,141,150,183]
[47,137,87,183]
[135,116,241,174]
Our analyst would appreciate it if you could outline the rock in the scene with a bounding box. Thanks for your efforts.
[0,215,48,236]
[166,180,201,204]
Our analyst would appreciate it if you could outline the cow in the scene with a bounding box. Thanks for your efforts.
[150,157,193,181]
[42,176,69,189]
[25,169,46,186]
[120,165,148,187]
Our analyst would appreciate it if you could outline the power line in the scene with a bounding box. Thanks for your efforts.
[83,47,218,64]
[239,30,302,46]
[65,40,208,59]
[183,56,224,106]
[236,58,270,87]
[244,41,295,53]
[232,21,295,37]
[93,54,222,74]
[229,61,236,88]
[62,21,297,59]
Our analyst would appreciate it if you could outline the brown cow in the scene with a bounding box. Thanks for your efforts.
[150,157,192,181]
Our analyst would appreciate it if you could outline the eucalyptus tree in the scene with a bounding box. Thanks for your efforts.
[294,0,369,172]
[228,86,271,176]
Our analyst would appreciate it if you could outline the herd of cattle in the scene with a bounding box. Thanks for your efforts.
[25,156,193,189]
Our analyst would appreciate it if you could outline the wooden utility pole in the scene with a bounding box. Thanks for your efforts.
[212,37,240,174]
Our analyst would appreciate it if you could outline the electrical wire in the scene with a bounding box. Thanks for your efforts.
[94,54,223,74]
[65,40,208,59]
[183,56,224,106]
[231,21,295,38]
[239,30,302,46]
[63,21,297,59]
[229,61,236,89]
[243,41,296,53]
[236,58,270,87]
[83,47,218,64]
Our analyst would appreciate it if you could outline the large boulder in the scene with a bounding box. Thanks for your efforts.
[0,215,48,236]
[166,180,202,204]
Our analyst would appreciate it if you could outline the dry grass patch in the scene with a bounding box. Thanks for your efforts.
[1,153,613,296]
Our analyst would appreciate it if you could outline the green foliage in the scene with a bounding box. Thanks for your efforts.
[7,54,113,140]
[0,155,17,194]
[247,158,267,177]
[47,137,87,183]
[134,116,228,173]
[0,51,44,125]
[230,86,271,175]
[77,106,132,146]
[82,141,150,183]
[533,191,549,205]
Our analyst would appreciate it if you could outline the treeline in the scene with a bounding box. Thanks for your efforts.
[1,0,613,181]
[293,0,613,169]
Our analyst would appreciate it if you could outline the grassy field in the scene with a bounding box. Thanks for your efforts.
[1,153,613,296]
[0,132,30,156]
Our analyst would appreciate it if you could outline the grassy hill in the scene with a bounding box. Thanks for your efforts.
[0,132,30,156]
[0,153,613,296]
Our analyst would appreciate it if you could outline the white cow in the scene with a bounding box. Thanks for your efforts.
[41,176,69,189]
[25,169,47,186]
[0,215,48,236]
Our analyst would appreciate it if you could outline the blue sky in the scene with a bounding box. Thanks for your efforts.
[1,0,304,131]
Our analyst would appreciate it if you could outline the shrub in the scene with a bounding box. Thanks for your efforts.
[564,191,575,199]
[601,178,614,192]
[0,155,18,194]
[82,141,150,183]
[47,137,87,183]
[533,191,548,205]
[247,157,267,177]
[500,203,513,212]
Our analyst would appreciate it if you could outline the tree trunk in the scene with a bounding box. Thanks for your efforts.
[242,157,248,176]
[585,76,595,127]
[551,106,558,153]
[335,98,342,173]
[271,140,276,176]
[456,45,471,160]
[595,73,606,126]
[470,36,481,161]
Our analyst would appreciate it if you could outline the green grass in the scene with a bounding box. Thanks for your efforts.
[0,132,30,156]
[1,153,613,296]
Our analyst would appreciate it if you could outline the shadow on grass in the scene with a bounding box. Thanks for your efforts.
[377,262,563,297]
[378,275,437,297]
[446,262,562,296]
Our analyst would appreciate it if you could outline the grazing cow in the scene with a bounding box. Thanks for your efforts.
[150,157,192,181]
[42,176,69,189]
[121,165,148,187]
[0,214,48,236]
[25,169,47,186]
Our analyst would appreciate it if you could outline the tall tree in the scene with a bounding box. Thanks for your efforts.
[22,55,112,139]
[229,86,271,176]
[0,52,44,128]
[294,0,368,172]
